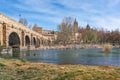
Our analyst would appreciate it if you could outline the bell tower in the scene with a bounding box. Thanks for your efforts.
[74,19,78,33]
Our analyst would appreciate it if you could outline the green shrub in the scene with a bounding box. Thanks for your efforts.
[20,59,28,63]
[17,69,24,74]
[0,63,6,67]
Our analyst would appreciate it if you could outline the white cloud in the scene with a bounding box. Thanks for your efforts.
[91,16,120,31]
[1,0,120,31]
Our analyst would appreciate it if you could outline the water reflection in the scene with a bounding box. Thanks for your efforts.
[0,48,120,66]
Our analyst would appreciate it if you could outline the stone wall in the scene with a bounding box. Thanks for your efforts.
[0,13,44,38]
[0,13,50,50]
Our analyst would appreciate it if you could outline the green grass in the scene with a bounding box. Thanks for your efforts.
[0,58,120,80]
[0,63,6,67]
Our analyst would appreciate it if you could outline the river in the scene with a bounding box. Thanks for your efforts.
[1,48,120,66]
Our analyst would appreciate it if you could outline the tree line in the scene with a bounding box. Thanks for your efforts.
[57,17,120,45]
[18,16,120,45]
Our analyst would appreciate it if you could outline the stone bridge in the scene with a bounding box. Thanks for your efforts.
[0,13,51,50]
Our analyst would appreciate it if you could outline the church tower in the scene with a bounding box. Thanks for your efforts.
[86,24,91,30]
[74,19,79,33]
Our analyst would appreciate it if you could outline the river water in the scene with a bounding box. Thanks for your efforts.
[1,48,120,66]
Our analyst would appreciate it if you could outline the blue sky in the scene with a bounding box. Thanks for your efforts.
[0,0,120,31]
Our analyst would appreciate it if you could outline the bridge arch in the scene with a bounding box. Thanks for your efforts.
[33,37,36,46]
[41,39,44,45]
[8,32,20,47]
[37,38,40,47]
[25,35,30,46]
[48,39,51,45]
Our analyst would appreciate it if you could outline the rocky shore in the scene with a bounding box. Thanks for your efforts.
[38,44,120,50]
[39,44,103,50]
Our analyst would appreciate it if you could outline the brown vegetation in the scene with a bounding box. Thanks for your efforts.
[0,58,120,80]
[102,43,112,53]
[57,17,120,45]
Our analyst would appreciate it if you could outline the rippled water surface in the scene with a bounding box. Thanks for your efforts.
[2,48,120,66]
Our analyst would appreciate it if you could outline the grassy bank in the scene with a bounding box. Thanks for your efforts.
[0,58,120,80]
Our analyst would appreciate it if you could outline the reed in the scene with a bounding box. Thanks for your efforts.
[102,43,112,53]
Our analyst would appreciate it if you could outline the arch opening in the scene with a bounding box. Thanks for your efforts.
[25,35,30,46]
[41,39,44,45]
[9,32,20,47]
[33,37,36,46]
[37,38,40,47]
[48,40,51,46]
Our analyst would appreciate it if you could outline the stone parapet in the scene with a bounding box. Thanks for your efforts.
[0,13,48,39]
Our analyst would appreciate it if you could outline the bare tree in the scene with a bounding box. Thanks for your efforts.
[33,23,38,28]
[19,18,28,26]
[18,14,27,26]
[57,17,74,45]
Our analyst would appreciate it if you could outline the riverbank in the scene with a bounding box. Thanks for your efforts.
[39,44,103,50]
[1,44,119,52]
[39,44,120,50]
[0,58,120,80]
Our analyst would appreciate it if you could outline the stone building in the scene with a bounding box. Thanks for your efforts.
[32,27,57,45]
[74,19,79,33]
[33,26,43,34]
[72,19,82,44]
